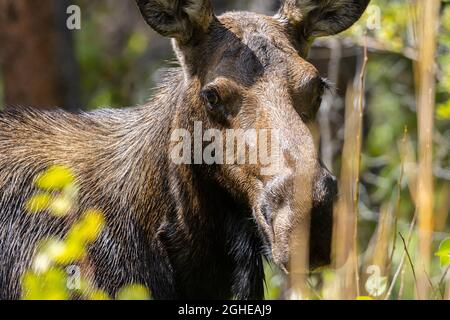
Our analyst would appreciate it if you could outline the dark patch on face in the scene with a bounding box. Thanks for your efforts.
[204,15,296,87]
[6,2,18,22]
[202,22,265,87]
[235,44,266,83]
[237,33,293,81]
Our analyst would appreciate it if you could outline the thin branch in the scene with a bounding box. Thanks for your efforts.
[306,278,324,301]
[353,34,369,298]
[423,268,440,299]
[384,212,418,300]
[399,233,418,297]
[388,127,408,272]
[438,265,450,299]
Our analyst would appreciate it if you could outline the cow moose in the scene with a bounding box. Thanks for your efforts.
[0,0,370,300]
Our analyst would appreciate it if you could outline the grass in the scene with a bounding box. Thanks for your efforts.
[286,0,449,300]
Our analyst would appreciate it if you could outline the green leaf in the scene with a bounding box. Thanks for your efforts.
[51,239,85,265]
[435,238,450,268]
[357,296,375,300]
[22,268,69,300]
[81,210,105,242]
[126,32,149,57]
[35,165,75,191]
[25,193,52,213]
[89,290,111,300]
[437,100,450,120]
[116,284,151,300]
[67,210,105,244]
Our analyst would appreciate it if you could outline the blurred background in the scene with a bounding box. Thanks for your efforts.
[0,0,449,300]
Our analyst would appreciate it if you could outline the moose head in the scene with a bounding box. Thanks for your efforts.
[135,0,370,272]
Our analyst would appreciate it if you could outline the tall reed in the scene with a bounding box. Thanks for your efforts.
[414,0,440,300]
[333,39,368,299]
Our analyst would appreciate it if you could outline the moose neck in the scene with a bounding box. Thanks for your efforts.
[164,154,266,299]
[156,72,266,299]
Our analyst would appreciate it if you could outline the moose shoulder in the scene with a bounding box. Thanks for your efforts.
[0,0,369,300]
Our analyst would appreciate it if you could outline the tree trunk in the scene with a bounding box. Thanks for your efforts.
[0,0,80,111]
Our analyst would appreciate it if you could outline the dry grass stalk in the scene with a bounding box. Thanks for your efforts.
[388,128,408,269]
[333,37,368,299]
[289,169,314,299]
[360,203,393,299]
[384,212,418,300]
[400,233,419,296]
[446,283,450,301]
[414,0,440,300]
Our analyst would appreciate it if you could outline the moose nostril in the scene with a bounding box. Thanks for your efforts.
[327,175,338,198]
[320,173,338,200]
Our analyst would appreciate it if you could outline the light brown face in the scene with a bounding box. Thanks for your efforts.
[136,0,370,271]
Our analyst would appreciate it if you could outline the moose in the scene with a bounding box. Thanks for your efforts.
[0,0,370,300]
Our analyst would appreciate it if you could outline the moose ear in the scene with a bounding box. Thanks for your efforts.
[135,0,214,44]
[278,0,370,39]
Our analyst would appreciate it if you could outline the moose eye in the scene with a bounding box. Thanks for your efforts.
[201,89,220,108]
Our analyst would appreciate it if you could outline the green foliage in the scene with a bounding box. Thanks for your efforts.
[439,6,450,90]
[437,100,450,120]
[357,296,375,300]
[263,263,283,300]
[22,166,151,300]
[125,32,149,59]
[347,0,409,51]
[26,193,53,214]
[330,0,450,300]
[26,165,78,217]
[436,238,450,268]
[23,269,69,300]
[116,285,151,301]
[74,5,153,110]
[35,165,75,191]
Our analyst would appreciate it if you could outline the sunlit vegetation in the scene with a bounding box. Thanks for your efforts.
[265,0,450,300]
[22,166,150,300]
